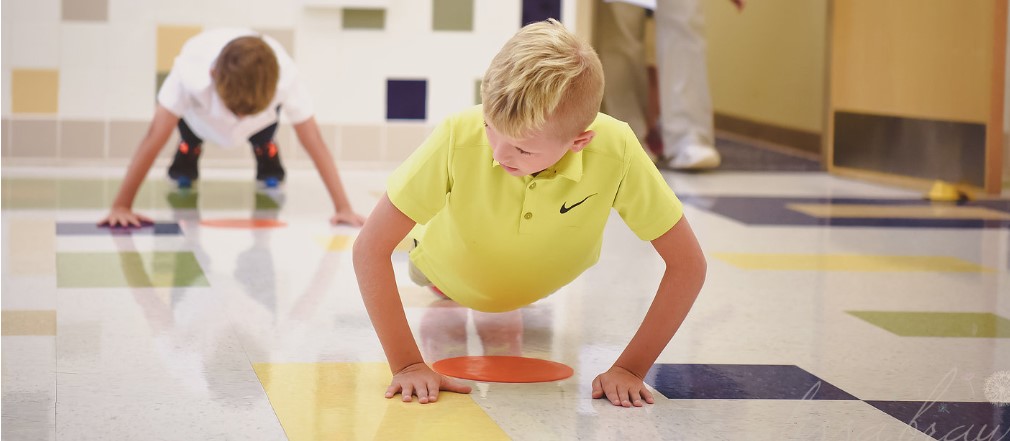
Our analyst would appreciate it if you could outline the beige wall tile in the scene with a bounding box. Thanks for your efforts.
[1,311,57,336]
[108,120,150,159]
[59,120,106,159]
[12,70,59,114]
[156,25,202,72]
[3,119,10,157]
[339,124,383,161]
[11,120,59,158]
[62,0,108,21]
[385,123,430,162]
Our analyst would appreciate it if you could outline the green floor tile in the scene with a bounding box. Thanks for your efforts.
[848,311,1010,338]
[2,178,280,211]
[57,252,209,288]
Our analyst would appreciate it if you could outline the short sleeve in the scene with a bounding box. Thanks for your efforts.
[612,125,684,241]
[156,69,188,117]
[386,117,454,224]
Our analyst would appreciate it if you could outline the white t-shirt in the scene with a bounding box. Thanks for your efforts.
[157,28,313,148]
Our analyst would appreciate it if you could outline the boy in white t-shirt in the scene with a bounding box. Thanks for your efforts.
[100,29,364,227]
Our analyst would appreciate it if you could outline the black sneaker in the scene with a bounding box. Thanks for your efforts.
[167,141,201,181]
[254,141,286,182]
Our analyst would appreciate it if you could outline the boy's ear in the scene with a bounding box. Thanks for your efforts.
[569,130,595,153]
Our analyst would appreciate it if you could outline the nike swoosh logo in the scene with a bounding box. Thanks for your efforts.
[560,193,597,214]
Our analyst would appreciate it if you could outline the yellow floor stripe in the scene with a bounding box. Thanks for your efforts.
[317,235,412,252]
[714,253,994,272]
[253,362,509,441]
[1,310,56,336]
[787,203,1010,220]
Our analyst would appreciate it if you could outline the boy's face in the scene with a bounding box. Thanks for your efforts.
[484,122,595,177]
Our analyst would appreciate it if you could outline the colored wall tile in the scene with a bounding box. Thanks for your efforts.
[253,28,295,57]
[385,123,429,162]
[646,364,857,400]
[56,252,209,288]
[3,119,11,157]
[713,253,994,273]
[11,120,58,158]
[521,0,561,25]
[155,72,169,95]
[342,8,386,29]
[110,120,172,159]
[7,219,56,276]
[848,311,1010,338]
[253,362,509,440]
[387,80,427,120]
[787,203,1010,221]
[59,120,105,159]
[61,0,108,21]
[339,124,383,161]
[1,311,57,336]
[474,78,482,105]
[433,0,474,31]
[156,25,203,72]
[12,70,59,114]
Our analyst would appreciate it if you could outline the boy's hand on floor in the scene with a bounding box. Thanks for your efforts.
[386,362,472,404]
[330,210,366,227]
[98,207,153,228]
[592,366,655,408]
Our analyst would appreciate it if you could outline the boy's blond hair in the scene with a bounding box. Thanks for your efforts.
[481,19,604,141]
[213,36,279,116]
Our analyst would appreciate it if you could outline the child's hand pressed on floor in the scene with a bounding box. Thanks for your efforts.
[386,362,472,404]
[98,207,153,228]
[591,365,655,408]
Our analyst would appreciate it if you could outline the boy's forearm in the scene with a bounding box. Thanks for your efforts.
[111,135,167,209]
[353,247,425,372]
[612,267,703,378]
[294,119,354,213]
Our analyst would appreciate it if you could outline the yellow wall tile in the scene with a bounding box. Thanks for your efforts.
[12,69,59,114]
[157,25,203,72]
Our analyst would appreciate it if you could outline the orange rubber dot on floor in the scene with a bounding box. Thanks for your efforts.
[199,219,287,229]
[432,356,574,383]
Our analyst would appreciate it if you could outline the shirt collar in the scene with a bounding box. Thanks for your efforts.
[490,149,583,182]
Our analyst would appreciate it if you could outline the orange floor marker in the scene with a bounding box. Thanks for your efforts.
[199,219,287,229]
[432,356,573,383]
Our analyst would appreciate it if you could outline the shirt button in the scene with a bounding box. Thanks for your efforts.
[529,182,537,190]
[524,212,533,220]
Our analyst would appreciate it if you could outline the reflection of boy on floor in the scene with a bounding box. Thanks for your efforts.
[353,20,707,408]
[100,29,364,227]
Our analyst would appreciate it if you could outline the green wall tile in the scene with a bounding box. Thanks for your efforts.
[343,9,385,29]
[433,0,474,31]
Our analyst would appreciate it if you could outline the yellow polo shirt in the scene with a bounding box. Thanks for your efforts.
[387,105,683,312]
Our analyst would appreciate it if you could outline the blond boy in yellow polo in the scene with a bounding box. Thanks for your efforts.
[353,19,707,408]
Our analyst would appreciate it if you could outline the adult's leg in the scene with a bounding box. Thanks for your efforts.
[655,0,719,169]
[594,1,650,145]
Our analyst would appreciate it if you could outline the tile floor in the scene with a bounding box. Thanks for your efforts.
[2,165,1009,440]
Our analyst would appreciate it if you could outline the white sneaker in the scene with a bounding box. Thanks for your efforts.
[665,144,721,170]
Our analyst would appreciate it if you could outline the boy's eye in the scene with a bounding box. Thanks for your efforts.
[516,147,532,156]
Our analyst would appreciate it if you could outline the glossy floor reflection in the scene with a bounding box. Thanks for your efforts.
[2,167,1009,440]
